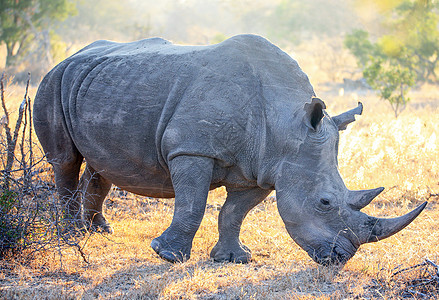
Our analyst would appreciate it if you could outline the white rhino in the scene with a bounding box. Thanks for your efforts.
[33,35,426,265]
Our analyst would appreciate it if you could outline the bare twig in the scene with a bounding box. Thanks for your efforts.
[1,74,28,190]
[426,259,439,274]
[0,73,10,126]
[391,259,439,298]
[20,74,31,190]
[392,262,428,277]
[427,193,439,200]
[27,93,33,187]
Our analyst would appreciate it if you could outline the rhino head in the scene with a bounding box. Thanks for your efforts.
[275,98,426,266]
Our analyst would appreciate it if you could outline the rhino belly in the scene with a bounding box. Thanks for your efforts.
[76,128,177,198]
[75,123,175,198]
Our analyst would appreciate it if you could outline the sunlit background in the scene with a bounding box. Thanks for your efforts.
[0,0,438,298]
[1,0,425,78]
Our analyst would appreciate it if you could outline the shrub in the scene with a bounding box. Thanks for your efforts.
[0,73,86,261]
[344,30,416,118]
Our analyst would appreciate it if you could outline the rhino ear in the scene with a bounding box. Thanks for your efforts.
[332,102,363,131]
[304,97,326,130]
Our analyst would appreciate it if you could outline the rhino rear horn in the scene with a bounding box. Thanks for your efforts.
[332,102,363,130]
[360,202,427,244]
[304,97,326,130]
[348,187,384,210]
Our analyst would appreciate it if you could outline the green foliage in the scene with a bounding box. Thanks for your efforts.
[363,56,416,117]
[0,190,22,254]
[395,1,439,81]
[363,0,439,82]
[49,30,69,64]
[344,30,376,67]
[345,29,417,117]
[0,190,17,213]
[0,0,77,67]
[345,0,439,117]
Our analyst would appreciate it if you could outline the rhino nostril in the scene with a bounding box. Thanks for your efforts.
[306,244,351,266]
[314,248,349,266]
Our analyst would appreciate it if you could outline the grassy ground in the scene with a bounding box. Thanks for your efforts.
[0,59,438,299]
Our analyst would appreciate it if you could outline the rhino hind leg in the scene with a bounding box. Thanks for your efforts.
[52,155,84,230]
[80,164,113,234]
[210,188,271,263]
[151,155,214,263]
[37,124,84,230]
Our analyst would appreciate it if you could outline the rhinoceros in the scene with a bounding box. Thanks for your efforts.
[33,34,426,265]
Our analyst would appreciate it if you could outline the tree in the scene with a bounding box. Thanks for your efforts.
[0,0,76,68]
[394,0,439,82]
[345,0,439,117]
[343,30,375,68]
[351,0,439,83]
[363,56,416,118]
[345,31,417,117]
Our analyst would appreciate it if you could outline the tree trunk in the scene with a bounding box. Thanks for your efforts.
[5,43,16,68]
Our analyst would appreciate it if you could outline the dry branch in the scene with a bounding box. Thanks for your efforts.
[0,73,89,264]
[0,73,29,190]
[391,259,439,298]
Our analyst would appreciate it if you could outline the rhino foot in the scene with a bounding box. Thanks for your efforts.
[150,234,191,263]
[210,241,252,263]
[89,222,114,234]
[86,213,113,234]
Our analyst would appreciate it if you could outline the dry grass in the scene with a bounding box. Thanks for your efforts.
[0,54,438,299]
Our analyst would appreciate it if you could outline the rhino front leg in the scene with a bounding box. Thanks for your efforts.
[210,188,271,263]
[80,164,113,233]
[151,155,214,263]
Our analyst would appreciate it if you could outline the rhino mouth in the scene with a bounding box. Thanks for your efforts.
[306,239,358,266]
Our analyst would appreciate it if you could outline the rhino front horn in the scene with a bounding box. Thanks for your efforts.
[360,202,427,244]
[332,102,363,130]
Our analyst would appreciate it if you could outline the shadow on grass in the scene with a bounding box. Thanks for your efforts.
[83,258,439,299]
[83,260,364,299]
[3,253,437,299]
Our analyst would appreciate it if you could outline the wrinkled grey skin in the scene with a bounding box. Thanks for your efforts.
[33,35,426,266]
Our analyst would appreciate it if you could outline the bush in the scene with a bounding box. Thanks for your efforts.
[344,30,416,118]
[362,56,416,118]
[0,73,86,261]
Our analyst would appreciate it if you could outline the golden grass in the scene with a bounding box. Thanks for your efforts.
[0,70,438,299]
[2,194,437,299]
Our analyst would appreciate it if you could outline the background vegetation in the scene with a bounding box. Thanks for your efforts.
[345,0,439,117]
[0,0,363,81]
[0,0,438,298]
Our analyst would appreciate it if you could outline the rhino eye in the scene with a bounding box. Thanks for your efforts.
[316,198,333,212]
[320,198,331,206]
